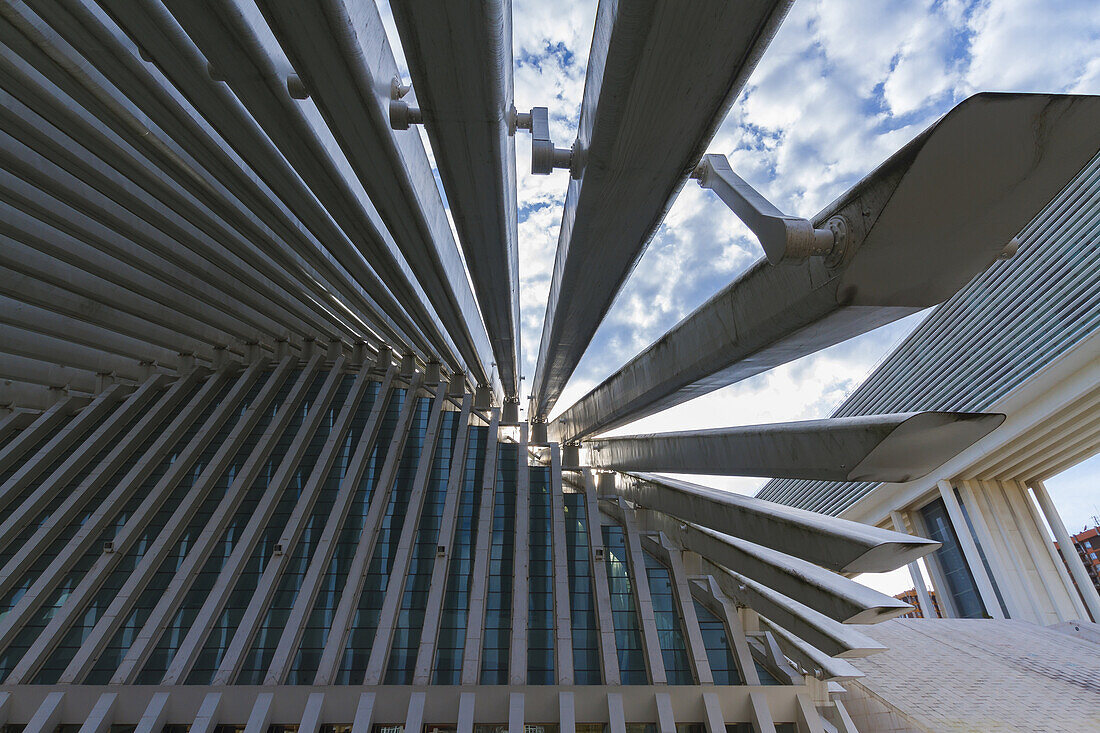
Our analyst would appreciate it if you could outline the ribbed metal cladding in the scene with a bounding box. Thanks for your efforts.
[758,150,1100,516]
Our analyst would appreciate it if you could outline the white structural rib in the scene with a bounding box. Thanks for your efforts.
[556,93,1100,441]
[620,504,910,624]
[604,472,936,574]
[390,0,522,401]
[586,412,1004,483]
[528,0,793,419]
[252,0,497,392]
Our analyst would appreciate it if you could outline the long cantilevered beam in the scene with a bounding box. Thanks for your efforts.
[390,0,521,400]
[528,0,793,419]
[603,472,937,573]
[586,412,1005,483]
[556,93,1100,441]
[605,500,911,624]
[252,0,497,393]
[157,0,494,388]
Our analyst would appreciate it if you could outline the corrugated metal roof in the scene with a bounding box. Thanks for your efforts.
[757,151,1100,516]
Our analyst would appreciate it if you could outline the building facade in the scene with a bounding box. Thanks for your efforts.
[1056,525,1100,596]
[1,0,1098,731]
[0,356,844,730]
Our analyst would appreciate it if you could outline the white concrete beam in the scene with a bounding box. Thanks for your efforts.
[606,472,937,573]
[528,0,793,418]
[556,94,1100,440]
[587,413,1003,483]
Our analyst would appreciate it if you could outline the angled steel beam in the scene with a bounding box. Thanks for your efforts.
[604,472,936,573]
[621,505,910,624]
[699,559,886,659]
[22,0,428,357]
[101,0,460,375]
[587,412,1004,483]
[390,0,521,400]
[528,0,793,419]
[557,93,1100,440]
[197,0,495,391]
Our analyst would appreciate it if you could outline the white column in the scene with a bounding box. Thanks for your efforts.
[243,694,274,733]
[134,693,170,733]
[701,692,726,733]
[558,692,575,733]
[457,693,476,733]
[660,540,713,684]
[24,692,64,733]
[1030,479,1100,621]
[299,693,326,733]
[164,357,344,683]
[213,362,376,683]
[549,444,574,685]
[583,469,620,685]
[78,693,117,733]
[509,424,530,684]
[191,692,222,733]
[831,699,858,733]
[0,375,167,543]
[889,511,937,618]
[976,480,1045,622]
[7,362,273,681]
[1005,480,1081,621]
[461,408,501,684]
[708,579,760,686]
[351,693,376,733]
[1014,479,1089,620]
[508,692,524,733]
[995,480,1060,622]
[748,691,777,733]
[795,694,826,733]
[937,480,1004,618]
[314,375,427,684]
[405,692,427,733]
[0,385,124,506]
[606,693,627,733]
[957,481,1024,618]
[655,692,675,733]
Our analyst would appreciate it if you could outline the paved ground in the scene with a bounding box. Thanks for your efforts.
[838,618,1100,732]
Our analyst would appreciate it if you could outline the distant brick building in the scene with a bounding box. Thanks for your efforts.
[894,588,942,619]
[1055,524,1100,596]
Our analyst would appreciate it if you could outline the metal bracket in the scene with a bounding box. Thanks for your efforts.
[514,106,574,176]
[389,76,422,130]
[693,154,843,265]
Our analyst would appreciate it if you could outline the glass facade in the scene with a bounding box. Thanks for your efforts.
[189,373,353,684]
[384,409,461,684]
[431,425,488,684]
[337,396,433,683]
[288,385,404,684]
[235,378,381,684]
[526,466,555,684]
[641,551,694,684]
[562,491,600,684]
[920,498,987,619]
[692,600,742,685]
[601,524,648,684]
[0,366,802,708]
[82,375,257,683]
[480,442,518,684]
[137,368,302,683]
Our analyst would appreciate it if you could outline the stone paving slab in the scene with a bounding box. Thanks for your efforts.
[841,618,1100,732]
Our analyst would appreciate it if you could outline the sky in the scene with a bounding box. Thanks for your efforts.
[379,1,1100,593]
